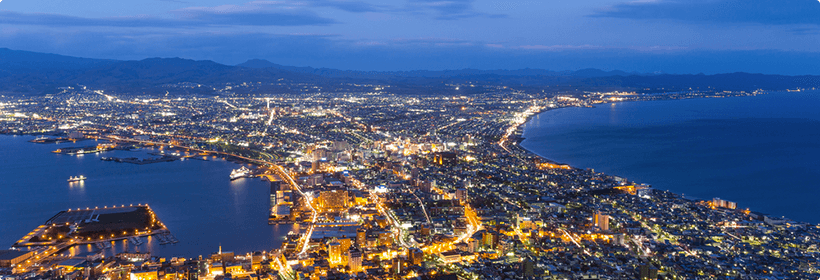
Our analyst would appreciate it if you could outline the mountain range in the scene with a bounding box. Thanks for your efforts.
[1,48,818,96]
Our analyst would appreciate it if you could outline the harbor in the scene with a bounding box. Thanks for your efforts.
[10,205,177,271]
[100,155,178,165]
[0,135,292,259]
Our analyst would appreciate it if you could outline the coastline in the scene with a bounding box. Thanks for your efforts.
[509,93,815,225]
[0,134,290,257]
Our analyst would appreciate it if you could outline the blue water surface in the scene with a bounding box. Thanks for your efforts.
[521,91,820,223]
[0,137,291,257]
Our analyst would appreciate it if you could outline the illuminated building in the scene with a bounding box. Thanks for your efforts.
[130,268,158,280]
[270,181,281,207]
[348,248,362,272]
[439,251,461,264]
[318,189,349,212]
[455,188,467,202]
[594,211,610,231]
[356,228,366,247]
[313,148,329,161]
[0,250,33,268]
[432,152,457,166]
[409,248,423,265]
[328,240,343,266]
[712,197,737,209]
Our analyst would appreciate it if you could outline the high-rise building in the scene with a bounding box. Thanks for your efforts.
[328,240,342,265]
[409,248,423,265]
[521,257,534,277]
[455,188,467,202]
[594,211,610,231]
[270,181,281,207]
[639,264,658,280]
[313,148,329,161]
[356,228,367,247]
[347,248,362,272]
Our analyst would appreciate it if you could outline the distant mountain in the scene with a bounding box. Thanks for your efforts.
[236,59,639,79]
[0,48,115,73]
[1,48,819,95]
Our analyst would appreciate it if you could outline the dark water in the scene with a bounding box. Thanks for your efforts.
[0,137,291,257]
[521,91,820,223]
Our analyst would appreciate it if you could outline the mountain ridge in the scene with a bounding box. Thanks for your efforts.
[1,48,819,95]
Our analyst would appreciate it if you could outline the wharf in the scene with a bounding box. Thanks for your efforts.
[100,155,177,164]
[53,146,113,155]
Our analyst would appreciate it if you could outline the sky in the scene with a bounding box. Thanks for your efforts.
[1,0,820,74]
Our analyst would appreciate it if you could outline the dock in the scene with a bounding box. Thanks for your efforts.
[100,155,177,164]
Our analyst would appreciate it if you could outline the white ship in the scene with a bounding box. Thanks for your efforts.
[230,166,251,180]
[68,175,87,182]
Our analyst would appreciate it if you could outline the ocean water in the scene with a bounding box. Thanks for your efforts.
[521,91,820,224]
[0,137,292,257]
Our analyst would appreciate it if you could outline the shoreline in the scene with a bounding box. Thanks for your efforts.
[509,92,809,223]
[0,134,287,258]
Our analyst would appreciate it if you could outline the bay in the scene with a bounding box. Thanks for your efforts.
[0,136,291,257]
[521,91,820,224]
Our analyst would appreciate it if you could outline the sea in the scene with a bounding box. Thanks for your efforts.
[0,138,292,258]
[521,91,820,224]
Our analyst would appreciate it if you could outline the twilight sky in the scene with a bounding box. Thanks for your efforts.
[1,0,820,74]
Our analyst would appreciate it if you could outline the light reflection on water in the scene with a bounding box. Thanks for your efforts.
[0,137,293,257]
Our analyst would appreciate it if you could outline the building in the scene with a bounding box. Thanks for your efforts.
[521,257,534,277]
[593,211,610,231]
[318,188,349,212]
[270,181,282,207]
[0,250,33,267]
[409,248,423,265]
[639,264,658,280]
[348,248,362,272]
[712,197,737,209]
[455,188,467,202]
[356,228,367,247]
[439,251,462,264]
[433,152,458,166]
[328,240,343,266]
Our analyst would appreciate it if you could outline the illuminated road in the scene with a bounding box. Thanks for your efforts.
[271,165,318,257]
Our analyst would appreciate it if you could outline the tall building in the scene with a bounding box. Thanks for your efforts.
[456,188,467,202]
[270,181,281,206]
[328,240,342,265]
[409,248,423,265]
[594,211,610,231]
[356,228,367,247]
[347,248,362,272]
[639,264,658,279]
[521,257,534,277]
[313,148,329,161]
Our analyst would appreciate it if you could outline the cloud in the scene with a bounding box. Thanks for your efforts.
[592,0,820,26]
[406,0,507,20]
[302,0,387,13]
[172,1,339,26]
[0,2,337,28]
[0,11,181,28]
[3,29,820,74]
